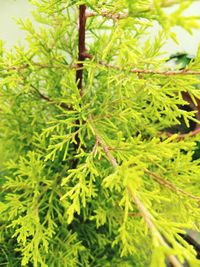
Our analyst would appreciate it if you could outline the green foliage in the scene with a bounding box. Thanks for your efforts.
[1,0,200,266]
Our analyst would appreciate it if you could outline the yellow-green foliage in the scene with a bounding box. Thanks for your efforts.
[1,0,200,266]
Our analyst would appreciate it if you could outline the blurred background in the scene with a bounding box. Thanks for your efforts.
[0,0,31,49]
[0,0,200,56]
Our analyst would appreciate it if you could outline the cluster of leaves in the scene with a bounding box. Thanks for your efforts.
[1,0,200,266]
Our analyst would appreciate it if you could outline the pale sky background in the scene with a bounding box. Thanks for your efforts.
[0,0,200,56]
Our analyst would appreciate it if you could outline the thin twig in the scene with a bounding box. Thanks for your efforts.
[31,84,52,102]
[85,1,196,20]
[89,114,118,167]
[128,189,183,267]
[89,114,183,266]
[0,62,65,73]
[163,127,200,139]
[86,10,128,20]
[145,169,200,202]
[91,139,99,156]
[130,69,200,76]
[30,84,70,110]
[3,59,200,77]
[99,61,200,76]
[128,212,142,217]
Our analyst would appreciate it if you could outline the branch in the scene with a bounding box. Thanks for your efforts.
[98,61,200,76]
[3,59,200,77]
[128,189,183,267]
[130,69,200,76]
[85,1,194,20]
[30,84,71,110]
[89,114,183,267]
[72,4,89,168]
[89,115,118,167]
[0,62,66,74]
[163,127,200,139]
[76,4,88,96]
[31,85,52,103]
[86,10,128,20]
[145,169,200,202]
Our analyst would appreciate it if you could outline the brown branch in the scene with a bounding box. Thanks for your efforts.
[128,189,183,267]
[89,115,118,167]
[130,69,200,76]
[0,62,66,74]
[85,1,193,20]
[30,84,70,110]
[91,139,99,156]
[76,4,87,96]
[86,10,128,20]
[179,127,200,138]
[3,59,200,77]
[128,212,142,217]
[98,61,200,76]
[72,4,89,168]
[89,114,183,267]
[163,127,200,139]
[145,169,200,202]
[32,85,52,103]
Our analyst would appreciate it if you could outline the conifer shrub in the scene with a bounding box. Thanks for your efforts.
[1,0,200,266]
